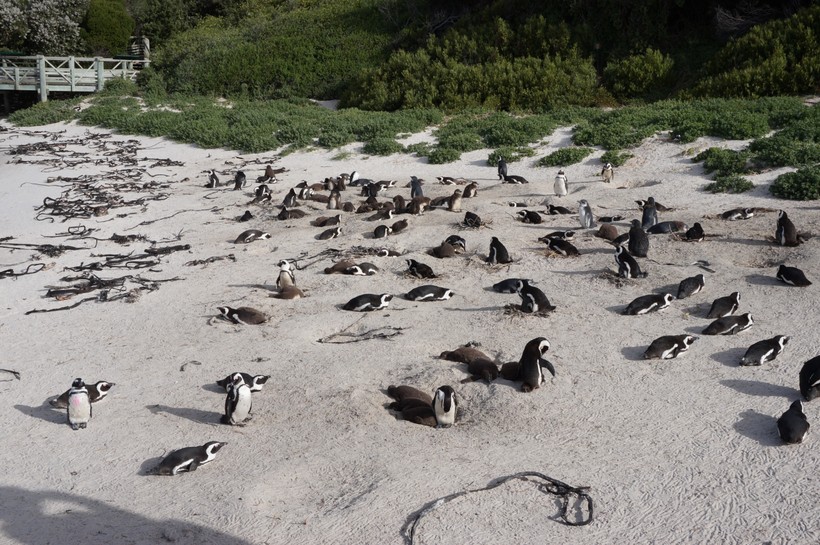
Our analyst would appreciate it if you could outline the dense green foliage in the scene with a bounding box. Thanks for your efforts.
[603,48,675,101]
[770,166,820,200]
[600,150,633,167]
[704,174,754,193]
[81,0,135,56]
[694,148,749,176]
[536,147,593,167]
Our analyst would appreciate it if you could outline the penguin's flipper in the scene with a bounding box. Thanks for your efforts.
[540,359,557,377]
[189,460,200,472]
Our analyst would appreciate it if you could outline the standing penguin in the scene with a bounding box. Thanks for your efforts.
[276,260,296,289]
[777,400,810,444]
[282,188,297,208]
[487,237,512,264]
[432,386,458,428]
[66,378,91,430]
[615,246,647,278]
[641,197,658,230]
[578,199,595,229]
[799,356,820,401]
[205,170,220,188]
[221,376,252,426]
[410,176,424,199]
[601,162,614,183]
[518,337,555,393]
[776,210,799,247]
[677,274,705,299]
[232,171,246,191]
[554,170,568,197]
[627,219,649,258]
[497,157,508,180]
[515,279,556,313]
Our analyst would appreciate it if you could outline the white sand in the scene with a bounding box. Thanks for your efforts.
[1,118,818,545]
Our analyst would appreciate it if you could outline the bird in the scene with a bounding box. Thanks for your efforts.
[150,442,227,476]
[627,219,649,257]
[739,336,790,366]
[578,199,595,229]
[497,157,508,180]
[702,313,753,335]
[217,306,268,325]
[777,265,812,286]
[601,162,614,183]
[554,170,568,196]
[615,246,647,278]
[706,292,741,318]
[643,335,697,360]
[677,274,705,299]
[777,400,810,444]
[776,210,799,246]
[721,207,754,220]
[623,293,674,315]
[799,356,820,401]
[641,197,658,229]
[342,294,393,312]
[406,259,437,278]
[684,222,704,242]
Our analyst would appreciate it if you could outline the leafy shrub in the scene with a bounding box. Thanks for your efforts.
[705,174,754,194]
[537,147,593,167]
[426,147,462,164]
[694,148,749,175]
[708,110,769,140]
[749,135,820,167]
[486,147,535,166]
[603,48,674,100]
[770,167,820,200]
[362,138,404,155]
[600,150,632,167]
[80,0,134,56]
[8,98,82,126]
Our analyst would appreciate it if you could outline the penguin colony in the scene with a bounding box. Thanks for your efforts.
[42,153,819,490]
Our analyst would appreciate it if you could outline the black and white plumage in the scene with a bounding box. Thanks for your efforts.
[518,210,542,224]
[463,211,482,228]
[432,386,457,427]
[777,400,810,444]
[545,230,575,241]
[405,285,454,301]
[503,174,529,184]
[312,214,341,228]
[51,380,114,409]
[216,372,271,393]
[410,176,424,199]
[615,246,647,278]
[647,221,687,234]
[800,356,820,401]
[234,229,271,244]
[627,219,649,257]
[548,204,573,215]
[217,306,268,325]
[623,293,674,315]
[497,157,507,180]
[66,378,91,430]
[492,278,532,294]
[444,235,466,253]
[543,236,579,257]
[373,225,392,239]
[391,218,409,234]
[276,259,296,289]
[641,197,658,229]
[684,222,705,242]
[777,265,812,287]
[642,334,697,360]
[578,199,595,229]
[221,376,252,426]
[151,442,227,476]
[518,337,554,393]
[515,280,556,313]
[739,335,790,366]
[702,313,753,335]
[237,210,253,222]
[487,237,512,264]
[342,293,393,312]
[463,182,478,198]
[601,162,614,183]
[554,170,568,196]
[205,170,220,188]
[282,188,297,207]
[346,262,379,276]
[707,292,741,318]
[254,184,271,200]
[776,210,799,246]
[232,171,246,190]
[721,207,754,221]
[388,385,457,427]
[406,259,437,279]
[316,226,342,240]
[463,358,500,383]
[677,274,705,299]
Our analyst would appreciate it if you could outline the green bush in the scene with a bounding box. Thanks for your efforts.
[486,147,535,166]
[694,148,749,175]
[749,135,820,167]
[603,48,674,100]
[81,0,135,56]
[537,147,593,167]
[362,138,404,155]
[427,147,462,164]
[8,99,82,126]
[770,166,820,200]
[704,174,754,194]
[708,110,769,140]
[600,150,633,167]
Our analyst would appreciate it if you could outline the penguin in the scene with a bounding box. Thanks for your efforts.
[641,197,658,229]
[518,210,543,224]
[392,194,407,213]
[721,207,754,220]
[615,245,647,278]
[504,174,529,184]
[642,334,697,360]
[50,380,114,409]
[684,222,704,242]
[516,280,556,313]
[497,157,507,180]
[409,196,431,215]
[232,171,246,191]
[447,189,463,212]
[390,385,457,428]
[777,400,810,444]
[300,186,315,200]
[776,265,812,287]
[544,230,575,241]
[636,199,670,212]
[234,229,271,244]
[406,259,437,279]
[282,188,297,208]
[444,234,466,252]
[463,211,482,227]
[774,210,800,246]
[436,176,457,185]
[462,358,500,383]
[578,199,595,229]
[543,236,580,257]
[221,376,252,426]
[316,226,342,240]
[254,184,271,199]
[554,170,568,197]
[627,219,649,257]
[439,345,491,364]
[548,204,573,215]
[278,206,307,220]
[601,162,614,183]
[739,335,790,366]
[702,313,753,335]
[707,292,741,318]
[487,237,512,264]
[431,241,456,258]
[150,442,227,476]
[326,190,340,209]
[312,214,341,227]
[217,306,268,325]
[276,260,296,289]
[349,171,361,185]
[623,293,674,315]
[463,182,478,198]
[387,385,432,408]
[405,285,454,301]
[391,219,409,234]
[345,262,379,276]
[272,285,304,300]
[216,372,271,393]
[205,170,220,188]
[492,278,532,294]
[677,274,705,299]
[237,210,253,222]
[324,259,356,274]
[598,215,624,223]
[66,378,91,430]
[647,221,687,234]
[431,386,457,427]
[410,176,424,199]
[373,225,391,239]
[596,224,619,241]
[342,293,393,311]
[518,337,554,393]
[799,356,820,401]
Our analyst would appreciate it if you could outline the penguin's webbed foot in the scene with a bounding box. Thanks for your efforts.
[71,423,80,430]
[79,423,87,429]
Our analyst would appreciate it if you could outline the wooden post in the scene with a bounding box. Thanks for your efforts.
[69,56,75,92]
[95,58,104,91]
[37,55,47,102]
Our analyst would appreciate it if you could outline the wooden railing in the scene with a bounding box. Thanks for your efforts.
[0,55,148,101]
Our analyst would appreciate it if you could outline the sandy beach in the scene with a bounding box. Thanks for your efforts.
[1,118,818,545]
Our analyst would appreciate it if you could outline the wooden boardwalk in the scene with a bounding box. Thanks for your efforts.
[0,55,147,103]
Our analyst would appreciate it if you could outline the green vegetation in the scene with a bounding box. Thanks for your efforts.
[770,167,820,200]
[80,0,134,56]
[537,147,593,167]
[362,138,404,155]
[603,48,675,101]
[694,148,749,176]
[600,150,633,167]
[704,174,754,194]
